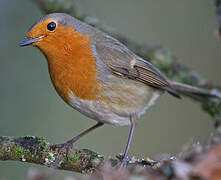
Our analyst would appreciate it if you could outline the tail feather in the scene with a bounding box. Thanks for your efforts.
[169,81,220,102]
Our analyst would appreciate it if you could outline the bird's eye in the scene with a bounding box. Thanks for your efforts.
[47,22,56,31]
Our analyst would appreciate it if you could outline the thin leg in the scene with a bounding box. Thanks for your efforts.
[122,113,137,165]
[65,122,103,144]
[52,122,103,168]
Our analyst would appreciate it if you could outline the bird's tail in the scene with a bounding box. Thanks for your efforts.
[170,81,221,102]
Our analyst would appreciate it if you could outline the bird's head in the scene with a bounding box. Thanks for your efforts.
[20,13,100,101]
[20,13,92,60]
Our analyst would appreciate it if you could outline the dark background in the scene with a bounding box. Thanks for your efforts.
[0,0,220,179]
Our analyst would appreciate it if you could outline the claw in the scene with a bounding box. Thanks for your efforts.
[52,140,74,169]
[113,156,130,170]
[50,123,103,169]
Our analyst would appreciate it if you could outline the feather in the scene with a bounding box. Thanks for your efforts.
[94,34,180,98]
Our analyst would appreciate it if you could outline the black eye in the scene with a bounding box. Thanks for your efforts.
[47,22,56,31]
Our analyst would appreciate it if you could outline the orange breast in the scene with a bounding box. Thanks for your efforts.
[38,25,102,103]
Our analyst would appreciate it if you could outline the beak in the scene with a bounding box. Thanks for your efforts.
[20,36,42,47]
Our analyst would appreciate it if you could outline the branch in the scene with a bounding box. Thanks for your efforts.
[2,135,221,180]
[33,0,221,127]
[0,136,156,173]
[0,136,104,172]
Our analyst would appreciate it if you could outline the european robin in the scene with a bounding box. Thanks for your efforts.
[20,13,217,167]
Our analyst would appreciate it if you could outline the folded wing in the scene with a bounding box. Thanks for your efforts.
[94,35,180,98]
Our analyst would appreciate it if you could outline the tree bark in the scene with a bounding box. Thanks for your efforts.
[0,136,156,173]
[0,136,104,173]
[1,135,221,180]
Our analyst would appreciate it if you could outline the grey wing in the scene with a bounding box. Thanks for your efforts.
[94,35,180,98]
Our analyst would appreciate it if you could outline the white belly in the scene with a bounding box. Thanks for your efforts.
[69,76,163,126]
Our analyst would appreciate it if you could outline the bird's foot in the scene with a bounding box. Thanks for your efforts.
[51,139,75,169]
[114,154,130,169]
[118,159,128,168]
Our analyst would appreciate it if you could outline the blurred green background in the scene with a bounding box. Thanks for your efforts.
[0,0,220,179]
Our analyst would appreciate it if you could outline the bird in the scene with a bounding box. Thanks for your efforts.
[20,13,218,167]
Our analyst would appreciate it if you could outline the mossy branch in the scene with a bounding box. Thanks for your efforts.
[1,136,221,179]
[32,0,221,126]
[0,136,106,173]
[0,136,156,173]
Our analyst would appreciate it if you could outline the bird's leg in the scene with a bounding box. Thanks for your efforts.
[120,113,137,167]
[52,122,103,168]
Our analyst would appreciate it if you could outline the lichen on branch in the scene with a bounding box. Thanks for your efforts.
[0,136,105,173]
[1,135,221,179]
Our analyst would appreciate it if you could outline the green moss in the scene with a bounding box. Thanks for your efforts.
[151,53,201,87]
[153,57,172,69]
[34,136,50,152]
[171,71,196,86]
[44,152,56,165]
[68,153,81,163]
[152,56,173,75]
[36,136,48,145]
[202,100,221,117]
[12,145,31,161]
